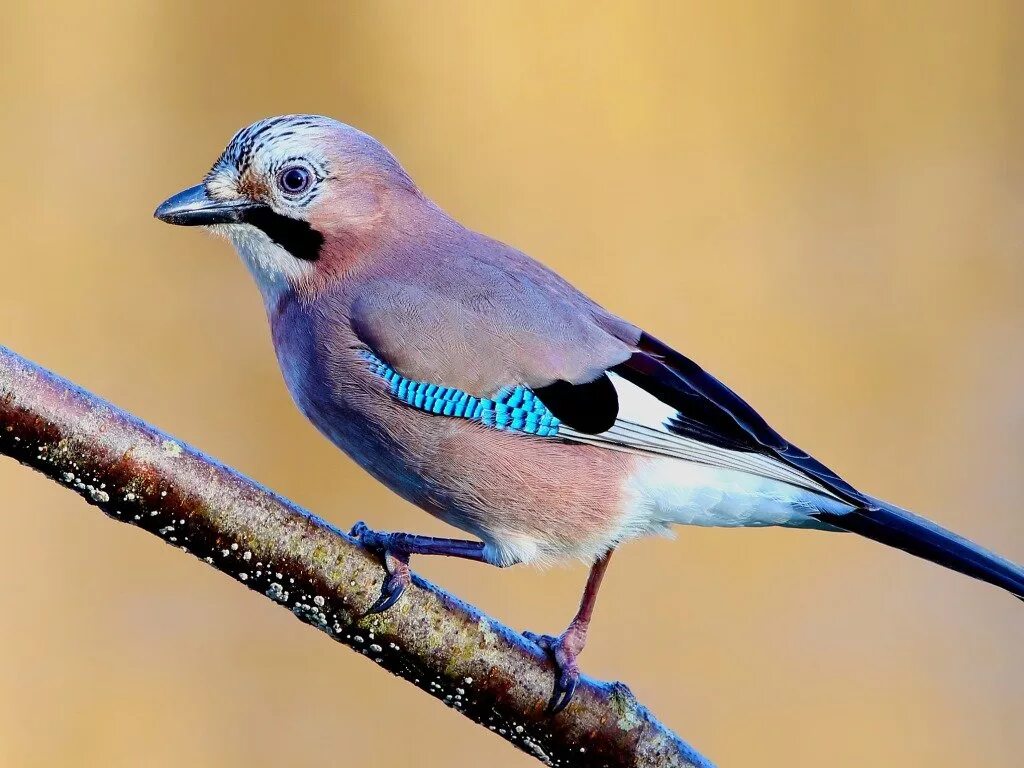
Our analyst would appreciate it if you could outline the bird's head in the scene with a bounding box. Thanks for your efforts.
[155,114,418,303]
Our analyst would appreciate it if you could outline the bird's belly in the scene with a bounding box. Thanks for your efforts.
[290,374,641,565]
[409,422,645,566]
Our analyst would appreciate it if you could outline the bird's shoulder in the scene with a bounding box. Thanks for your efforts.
[348,233,637,396]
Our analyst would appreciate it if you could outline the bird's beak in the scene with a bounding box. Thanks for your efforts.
[154,184,259,226]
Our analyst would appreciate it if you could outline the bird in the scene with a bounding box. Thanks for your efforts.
[155,114,1024,714]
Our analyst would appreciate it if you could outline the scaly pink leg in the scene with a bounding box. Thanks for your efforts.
[524,549,614,714]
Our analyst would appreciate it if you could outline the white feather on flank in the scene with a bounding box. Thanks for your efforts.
[619,458,851,541]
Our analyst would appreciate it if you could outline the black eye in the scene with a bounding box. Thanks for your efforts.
[278,165,313,195]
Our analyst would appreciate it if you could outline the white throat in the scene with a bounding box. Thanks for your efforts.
[212,223,313,308]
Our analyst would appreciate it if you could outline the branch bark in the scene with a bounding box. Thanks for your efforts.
[0,345,713,768]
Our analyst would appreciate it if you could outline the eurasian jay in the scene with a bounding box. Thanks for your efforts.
[155,115,1023,713]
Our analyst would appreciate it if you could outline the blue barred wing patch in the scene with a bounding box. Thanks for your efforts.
[361,351,562,437]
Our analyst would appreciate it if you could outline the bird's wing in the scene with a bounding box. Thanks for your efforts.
[541,332,871,505]
[348,243,867,505]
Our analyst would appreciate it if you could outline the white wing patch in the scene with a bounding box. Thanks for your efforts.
[558,372,839,499]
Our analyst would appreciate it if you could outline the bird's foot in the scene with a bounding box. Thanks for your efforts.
[350,521,412,614]
[350,522,489,613]
[523,626,587,715]
[350,520,393,551]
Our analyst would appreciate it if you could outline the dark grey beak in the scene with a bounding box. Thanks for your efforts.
[154,184,258,226]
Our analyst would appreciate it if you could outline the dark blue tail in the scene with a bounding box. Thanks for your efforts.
[815,501,1024,600]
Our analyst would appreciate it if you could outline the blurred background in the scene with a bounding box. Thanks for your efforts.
[1,2,1022,766]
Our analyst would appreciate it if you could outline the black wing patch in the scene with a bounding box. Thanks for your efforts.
[612,332,871,507]
[534,374,618,434]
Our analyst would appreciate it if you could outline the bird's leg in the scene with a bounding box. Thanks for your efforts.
[524,549,614,715]
[350,521,487,614]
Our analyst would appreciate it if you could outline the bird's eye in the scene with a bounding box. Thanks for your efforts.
[277,165,313,195]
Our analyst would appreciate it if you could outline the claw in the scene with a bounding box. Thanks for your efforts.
[350,521,411,615]
[550,663,579,715]
[365,565,410,614]
[524,631,582,715]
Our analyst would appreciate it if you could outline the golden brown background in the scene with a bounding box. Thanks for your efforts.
[1,2,1022,766]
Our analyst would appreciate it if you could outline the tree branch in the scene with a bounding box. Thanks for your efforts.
[0,345,713,768]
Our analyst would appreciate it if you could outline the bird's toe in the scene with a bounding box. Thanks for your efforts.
[350,520,387,550]
[522,630,555,649]
[351,521,412,614]
[523,630,581,715]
